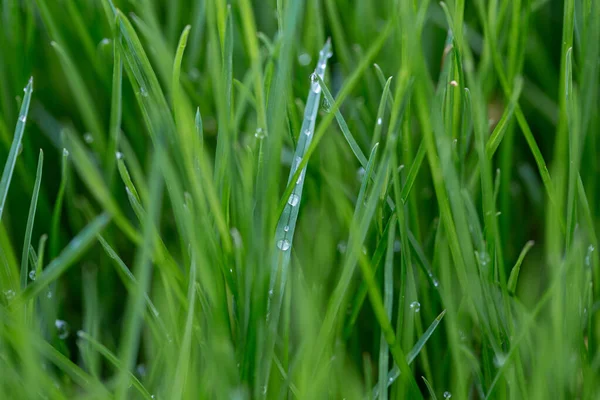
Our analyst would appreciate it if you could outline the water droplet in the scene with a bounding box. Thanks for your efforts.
[46,290,53,299]
[277,239,291,251]
[310,73,321,93]
[283,225,290,232]
[55,319,70,339]
[357,167,366,181]
[76,330,84,338]
[140,87,148,97]
[116,151,124,160]
[494,353,506,367]
[230,228,243,249]
[62,148,69,157]
[100,38,110,46]
[337,241,347,253]
[296,170,305,184]
[84,133,94,144]
[433,278,439,287]
[449,80,458,87]
[288,193,300,207]
[268,289,274,295]
[3,289,15,301]
[304,129,311,136]
[254,127,266,139]
[443,391,452,399]
[28,270,36,281]
[261,385,268,395]
[298,53,311,66]
[476,251,491,267]
[409,301,421,313]
[388,377,394,383]
[19,115,27,123]
[585,245,595,267]
[393,240,401,253]
[136,364,147,377]
[322,97,331,112]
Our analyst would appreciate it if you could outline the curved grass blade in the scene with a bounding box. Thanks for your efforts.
[20,150,43,290]
[422,377,439,400]
[507,240,535,294]
[0,77,33,221]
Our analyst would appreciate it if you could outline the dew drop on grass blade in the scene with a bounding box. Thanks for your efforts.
[0,78,33,222]
[269,38,332,308]
[262,38,332,394]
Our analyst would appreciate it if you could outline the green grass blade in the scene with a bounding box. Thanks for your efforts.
[20,149,43,290]
[49,148,69,259]
[317,74,368,167]
[0,77,33,221]
[507,240,535,294]
[377,217,396,400]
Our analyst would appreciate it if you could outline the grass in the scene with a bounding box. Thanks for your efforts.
[0,0,599,399]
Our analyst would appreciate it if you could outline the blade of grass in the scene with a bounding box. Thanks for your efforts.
[20,150,43,290]
[507,240,535,295]
[0,77,33,221]
[377,217,397,400]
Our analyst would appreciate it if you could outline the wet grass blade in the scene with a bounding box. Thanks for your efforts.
[0,77,33,221]
[20,150,43,290]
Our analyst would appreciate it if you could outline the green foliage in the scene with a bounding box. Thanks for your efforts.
[0,0,599,399]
